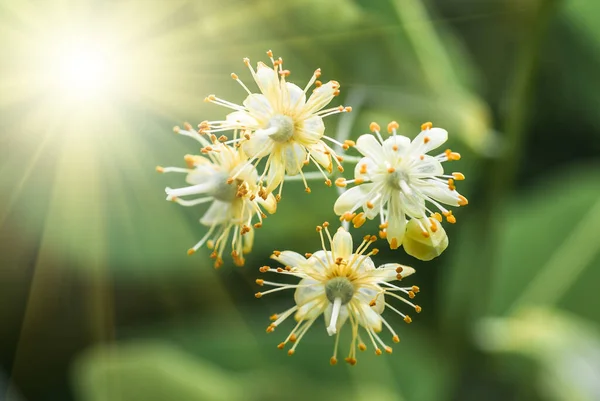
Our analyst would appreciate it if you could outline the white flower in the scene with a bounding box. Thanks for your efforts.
[200,50,352,198]
[157,123,276,268]
[334,122,468,258]
[255,223,421,365]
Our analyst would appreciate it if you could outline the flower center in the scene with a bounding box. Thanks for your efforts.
[325,277,354,305]
[211,173,238,202]
[267,114,294,143]
[387,169,413,194]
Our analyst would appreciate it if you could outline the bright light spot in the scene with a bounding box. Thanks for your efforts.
[49,38,119,101]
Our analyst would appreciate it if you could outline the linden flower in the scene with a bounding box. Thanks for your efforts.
[200,50,352,198]
[157,123,276,268]
[255,223,421,365]
[334,122,468,259]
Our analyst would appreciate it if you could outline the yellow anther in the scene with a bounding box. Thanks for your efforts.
[379,230,387,239]
[255,279,264,286]
[266,50,273,57]
[354,178,364,185]
[155,166,164,173]
[173,126,181,133]
[385,346,393,354]
[360,164,368,174]
[408,291,415,299]
[269,314,278,321]
[458,195,469,206]
[387,121,399,133]
[415,305,422,313]
[375,348,382,356]
[231,72,238,80]
[330,357,337,365]
[369,122,381,132]
[358,343,367,351]
[390,238,399,250]
[335,178,347,188]
[187,248,195,256]
[395,266,403,273]
[412,285,420,293]
[254,292,263,298]
[287,349,295,356]
[404,316,412,324]
[366,201,374,209]
[387,166,395,173]
[305,187,311,193]
[424,136,430,144]
[325,179,332,187]
[352,212,366,228]
[421,121,433,131]
[392,335,400,343]
[277,342,285,349]
[452,172,465,180]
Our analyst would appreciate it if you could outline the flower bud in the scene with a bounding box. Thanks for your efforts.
[403,218,448,261]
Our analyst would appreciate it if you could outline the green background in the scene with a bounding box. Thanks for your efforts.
[1,0,600,400]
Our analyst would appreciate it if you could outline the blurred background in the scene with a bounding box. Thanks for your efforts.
[1,0,600,400]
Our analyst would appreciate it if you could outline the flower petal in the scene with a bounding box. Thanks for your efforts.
[302,80,337,116]
[355,134,385,163]
[255,62,280,101]
[295,115,324,144]
[386,192,406,249]
[271,250,306,267]
[199,200,231,225]
[306,142,332,171]
[295,297,326,320]
[333,183,374,216]
[285,82,306,113]
[419,181,461,207]
[353,300,382,332]
[409,127,448,155]
[283,142,307,175]
[411,155,443,178]
[242,93,273,124]
[225,111,260,129]
[332,227,353,260]
[242,129,274,159]
[257,192,277,214]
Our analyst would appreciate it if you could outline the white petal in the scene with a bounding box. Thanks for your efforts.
[283,142,307,175]
[386,192,406,249]
[383,135,411,155]
[295,115,324,144]
[199,200,231,225]
[333,184,374,216]
[271,250,306,267]
[241,130,273,159]
[353,156,379,181]
[256,192,277,214]
[302,80,336,116]
[332,227,353,260]
[354,255,376,273]
[307,250,331,274]
[419,181,460,207]
[399,191,426,218]
[285,82,306,113]
[242,94,273,124]
[355,134,385,162]
[354,301,382,331]
[409,127,448,155]
[185,167,217,185]
[225,111,260,128]
[242,226,254,254]
[306,142,331,170]
[355,288,385,314]
[295,297,326,320]
[411,155,443,178]
[255,62,280,99]
[324,303,349,332]
[371,263,415,282]
[265,155,285,193]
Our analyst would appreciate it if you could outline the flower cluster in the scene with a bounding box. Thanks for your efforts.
[334,121,468,260]
[256,223,420,365]
[158,50,469,365]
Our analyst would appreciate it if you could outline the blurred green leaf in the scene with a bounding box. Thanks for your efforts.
[476,308,600,401]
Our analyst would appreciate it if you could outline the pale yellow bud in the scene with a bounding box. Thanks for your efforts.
[403,218,448,261]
